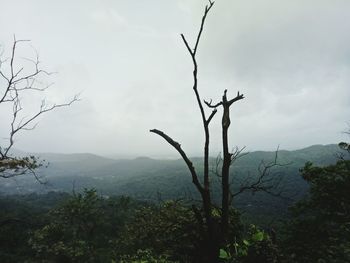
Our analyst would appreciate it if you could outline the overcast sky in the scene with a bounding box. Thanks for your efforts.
[0,0,349,157]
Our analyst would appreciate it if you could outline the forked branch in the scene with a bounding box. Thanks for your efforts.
[0,37,79,180]
[179,1,215,191]
[230,149,291,201]
[150,129,204,194]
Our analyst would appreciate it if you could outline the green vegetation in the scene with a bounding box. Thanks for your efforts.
[281,158,350,262]
[0,144,342,227]
[0,189,275,262]
[0,143,349,262]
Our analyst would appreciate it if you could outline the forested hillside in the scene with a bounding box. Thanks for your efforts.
[0,144,343,226]
[1,147,349,262]
[1,144,340,196]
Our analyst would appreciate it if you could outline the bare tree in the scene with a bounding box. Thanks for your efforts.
[150,1,236,261]
[0,37,78,180]
[150,2,286,262]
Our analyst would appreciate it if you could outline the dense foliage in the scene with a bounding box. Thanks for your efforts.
[0,190,279,262]
[0,145,341,228]
[0,144,349,262]
[282,158,350,262]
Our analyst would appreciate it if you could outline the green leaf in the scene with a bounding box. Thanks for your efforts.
[252,231,264,242]
[211,208,220,217]
[219,248,230,259]
[243,239,250,246]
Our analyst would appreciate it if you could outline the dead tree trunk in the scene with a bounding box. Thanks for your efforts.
[205,90,244,242]
[150,3,289,262]
[150,2,244,262]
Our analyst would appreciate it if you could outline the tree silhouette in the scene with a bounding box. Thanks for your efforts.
[150,2,286,262]
[150,1,242,261]
[0,37,78,180]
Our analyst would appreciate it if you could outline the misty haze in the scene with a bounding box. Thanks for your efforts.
[1,1,349,262]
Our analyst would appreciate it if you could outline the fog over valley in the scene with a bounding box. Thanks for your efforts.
[0,0,349,157]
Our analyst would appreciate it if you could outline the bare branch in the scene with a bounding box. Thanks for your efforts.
[180,34,194,56]
[179,0,216,195]
[227,91,244,106]
[204,99,222,108]
[230,146,247,165]
[194,1,215,55]
[150,129,204,194]
[0,38,79,180]
[231,149,292,201]
[206,108,217,124]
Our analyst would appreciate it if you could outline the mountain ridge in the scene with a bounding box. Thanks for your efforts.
[11,143,340,163]
[1,143,347,224]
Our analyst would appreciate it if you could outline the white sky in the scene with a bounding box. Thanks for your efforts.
[0,0,349,157]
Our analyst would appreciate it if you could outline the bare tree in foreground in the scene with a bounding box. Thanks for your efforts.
[0,37,78,180]
[151,2,285,262]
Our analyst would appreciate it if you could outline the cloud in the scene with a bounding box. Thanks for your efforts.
[91,8,129,30]
[91,7,158,37]
[0,0,349,156]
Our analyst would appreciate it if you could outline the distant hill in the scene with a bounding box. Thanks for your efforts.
[1,144,346,225]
